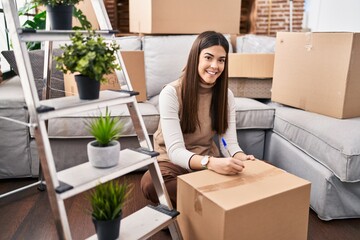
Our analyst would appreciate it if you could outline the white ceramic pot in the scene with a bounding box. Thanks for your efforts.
[87,140,120,168]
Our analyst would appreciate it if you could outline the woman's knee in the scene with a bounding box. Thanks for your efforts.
[140,171,158,203]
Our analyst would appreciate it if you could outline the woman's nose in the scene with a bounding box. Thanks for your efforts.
[210,60,218,68]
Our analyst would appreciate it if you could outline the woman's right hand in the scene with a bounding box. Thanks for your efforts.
[207,156,245,175]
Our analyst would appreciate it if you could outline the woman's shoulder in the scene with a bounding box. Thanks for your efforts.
[227,88,235,98]
[161,79,181,94]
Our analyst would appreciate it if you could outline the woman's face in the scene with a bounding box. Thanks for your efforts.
[198,45,226,85]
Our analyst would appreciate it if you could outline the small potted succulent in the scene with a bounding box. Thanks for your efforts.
[55,30,120,100]
[88,180,132,240]
[85,106,124,168]
[32,0,84,30]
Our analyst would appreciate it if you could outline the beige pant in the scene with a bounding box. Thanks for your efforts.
[140,161,190,208]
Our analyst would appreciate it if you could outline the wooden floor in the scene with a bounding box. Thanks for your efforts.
[1,174,360,240]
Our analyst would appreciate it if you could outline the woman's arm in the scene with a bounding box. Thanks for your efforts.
[221,89,255,161]
[158,85,194,169]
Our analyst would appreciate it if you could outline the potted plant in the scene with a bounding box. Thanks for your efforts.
[19,2,91,49]
[55,30,120,100]
[32,0,84,30]
[85,106,124,168]
[88,180,132,240]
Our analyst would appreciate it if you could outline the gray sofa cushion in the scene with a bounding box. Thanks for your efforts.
[265,131,360,220]
[234,98,274,129]
[2,49,65,99]
[46,102,159,138]
[270,103,360,182]
[236,34,276,53]
[0,76,37,178]
[116,36,142,51]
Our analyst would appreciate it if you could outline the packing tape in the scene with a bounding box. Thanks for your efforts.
[194,165,284,215]
[304,32,313,51]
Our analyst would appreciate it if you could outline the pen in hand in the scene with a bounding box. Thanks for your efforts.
[221,137,232,157]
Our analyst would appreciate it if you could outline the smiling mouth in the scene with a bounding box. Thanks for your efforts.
[206,70,217,75]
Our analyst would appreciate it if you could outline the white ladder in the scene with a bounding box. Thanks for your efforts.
[1,0,182,239]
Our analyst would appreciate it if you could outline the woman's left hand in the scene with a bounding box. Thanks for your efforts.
[234,152,256,161]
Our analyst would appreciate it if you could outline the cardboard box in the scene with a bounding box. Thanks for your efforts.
[74,1,100,29]
[228,53,274,99]
[228,53,275,78]
[64,51,147,102]
[129,0,241,34]
[177,160,311,240]
[272,32,360,119]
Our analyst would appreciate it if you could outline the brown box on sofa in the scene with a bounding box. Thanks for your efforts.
[272,32,360,119]
[228,53,274,98]
[129,0,241,34]
[177,160,311,240]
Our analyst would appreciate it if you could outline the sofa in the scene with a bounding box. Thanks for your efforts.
[1,34,359,221]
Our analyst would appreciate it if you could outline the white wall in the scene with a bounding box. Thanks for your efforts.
[306,0,360,32]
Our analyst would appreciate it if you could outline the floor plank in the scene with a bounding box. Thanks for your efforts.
[1,175,360,240]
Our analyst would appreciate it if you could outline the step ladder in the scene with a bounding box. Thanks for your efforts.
[1,0,182,239]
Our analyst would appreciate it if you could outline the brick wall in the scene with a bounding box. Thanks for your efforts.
[254,0,304,36]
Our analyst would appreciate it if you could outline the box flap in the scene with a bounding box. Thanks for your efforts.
[228,53,274,78]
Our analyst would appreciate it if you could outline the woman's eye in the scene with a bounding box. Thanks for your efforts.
[205,56,211,60]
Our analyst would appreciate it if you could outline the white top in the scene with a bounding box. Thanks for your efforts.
[156,84,243,169]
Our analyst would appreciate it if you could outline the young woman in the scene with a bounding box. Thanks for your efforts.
[141,31,255,208]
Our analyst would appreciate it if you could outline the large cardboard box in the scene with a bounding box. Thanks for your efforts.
[129,0,241,34]
[177,160,311,240]
[64,51,147,102]
[272,32,360,119]
[228,53,274,98]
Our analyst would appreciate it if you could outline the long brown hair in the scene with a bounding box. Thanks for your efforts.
[180,31,229,134]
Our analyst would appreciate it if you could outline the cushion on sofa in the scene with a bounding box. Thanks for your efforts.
[270,103,360,182]
[142,34,233,99]
[2,49,65,99]
[265,131,360,220]
[116,35,142,51]
[45,101,159,138]
[234,97,275,129]
[236,34,276,53]
[0,76,38,178]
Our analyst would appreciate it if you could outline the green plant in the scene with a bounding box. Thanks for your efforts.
[85,107,124,147]
[18,2,92,50]
[32,0,82,7]
[55,31,120,83]
[89,180,132,221]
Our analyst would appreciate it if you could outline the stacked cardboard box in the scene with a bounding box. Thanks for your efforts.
[272,32,360,119]
[129,0,241,34]
[228,53,274,99]
[177,160,311,240]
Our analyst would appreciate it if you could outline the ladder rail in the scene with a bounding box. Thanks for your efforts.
[2,0,183,239]
[2,1,41,112]
[91,0,154,150]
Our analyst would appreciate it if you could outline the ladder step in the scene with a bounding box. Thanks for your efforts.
[148,204,180,218]
[37,90,137,120]
[57,149,155,199]
[86,206,178,240]
[18,29,118,42]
